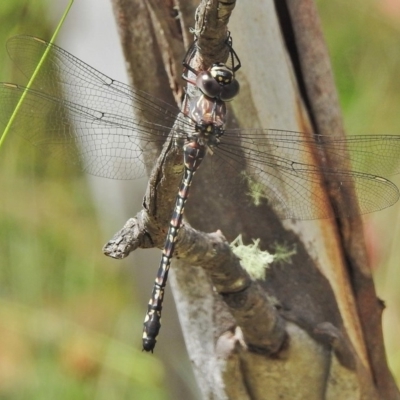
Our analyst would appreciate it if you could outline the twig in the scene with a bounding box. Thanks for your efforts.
[104,0,287,353]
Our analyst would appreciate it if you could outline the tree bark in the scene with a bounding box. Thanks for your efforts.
[107,0,400,398]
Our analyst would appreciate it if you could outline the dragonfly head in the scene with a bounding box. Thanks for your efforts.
[196,63,240,101]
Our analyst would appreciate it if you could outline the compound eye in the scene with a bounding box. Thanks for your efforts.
[196,71,221,98]
[220,79,240,101]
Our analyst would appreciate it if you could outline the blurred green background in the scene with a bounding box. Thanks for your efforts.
[0,1,169,399]
[0,0,399,398]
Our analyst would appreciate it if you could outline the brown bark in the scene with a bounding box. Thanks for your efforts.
[106,0,399,398]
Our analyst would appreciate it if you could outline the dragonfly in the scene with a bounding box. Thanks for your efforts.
[1,35,400,352]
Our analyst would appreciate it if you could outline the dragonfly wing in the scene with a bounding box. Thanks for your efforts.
[6,35,182,133]
[0,82,177,179]
[320,134,400,176]
[2,36,199,179]
[215,128,400,219]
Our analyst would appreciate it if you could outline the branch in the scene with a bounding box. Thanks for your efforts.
[106,0,400,398]
[284,1,400,397]
[105,0,286,355]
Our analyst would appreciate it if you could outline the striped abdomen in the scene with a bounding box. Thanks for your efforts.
[142,141,206,352]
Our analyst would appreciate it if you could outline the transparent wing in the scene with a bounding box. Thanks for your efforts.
[215,129,400,219]
[0,83,171,179]
[1,36,195,179]
[3,36,400,219]
[6,35,181,124]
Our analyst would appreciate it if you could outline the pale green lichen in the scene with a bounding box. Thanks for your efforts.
[230,235,275,280]
[230,235,296,280]
[240,171,264,206]
[272,242,297,266]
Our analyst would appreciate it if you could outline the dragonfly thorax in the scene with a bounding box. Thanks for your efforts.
[192,122,223,149]
[186,93,227,131]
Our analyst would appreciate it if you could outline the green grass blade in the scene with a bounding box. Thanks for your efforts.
[0,0,75,149]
